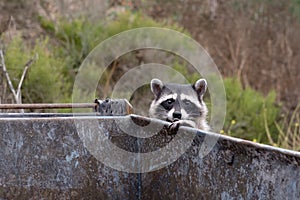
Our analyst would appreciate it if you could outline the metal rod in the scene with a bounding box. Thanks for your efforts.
[0,103,97,109]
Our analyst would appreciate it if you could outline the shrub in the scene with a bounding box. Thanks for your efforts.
[223,78,279,143]
[39,11,187,81]
[3,36,70,107]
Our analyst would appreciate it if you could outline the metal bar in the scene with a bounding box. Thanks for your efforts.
[0,103,97,109]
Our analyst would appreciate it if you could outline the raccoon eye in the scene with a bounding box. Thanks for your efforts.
[183,99,192,106]
[161,99,174,110]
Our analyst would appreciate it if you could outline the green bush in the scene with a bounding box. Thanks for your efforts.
[4,36,29,85]
[39,11,187,80]
[4,36,70,106]
[223,78,279,143]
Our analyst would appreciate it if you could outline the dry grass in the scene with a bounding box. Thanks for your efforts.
[267,103,300,151]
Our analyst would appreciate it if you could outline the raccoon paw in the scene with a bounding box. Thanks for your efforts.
[168,121,181,135]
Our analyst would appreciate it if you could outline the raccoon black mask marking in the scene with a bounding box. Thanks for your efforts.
[149,78,209,131]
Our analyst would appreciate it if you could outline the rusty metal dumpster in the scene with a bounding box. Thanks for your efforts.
[0,114,299,199]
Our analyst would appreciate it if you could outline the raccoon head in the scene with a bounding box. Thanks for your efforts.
[149,78,209,130]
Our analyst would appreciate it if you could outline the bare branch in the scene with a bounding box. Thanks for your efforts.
[0,49,18,101]
[0,49,38,113]
[16,53,38,103]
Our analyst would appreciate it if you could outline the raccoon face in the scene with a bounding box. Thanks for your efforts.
[149,78,208,129]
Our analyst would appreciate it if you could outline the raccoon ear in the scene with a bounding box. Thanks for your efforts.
[150,78,164,97]
[193,79,207,99]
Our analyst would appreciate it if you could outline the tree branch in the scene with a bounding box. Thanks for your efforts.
[16,53,38,102]
[0,49,18,101]
[0,49,37,113]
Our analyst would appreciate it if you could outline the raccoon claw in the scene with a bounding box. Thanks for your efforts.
[168,121,180,135]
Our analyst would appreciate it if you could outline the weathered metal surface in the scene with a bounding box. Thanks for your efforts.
[0,114,299,199]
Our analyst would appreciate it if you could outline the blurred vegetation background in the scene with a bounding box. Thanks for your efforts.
[0,0,299,150]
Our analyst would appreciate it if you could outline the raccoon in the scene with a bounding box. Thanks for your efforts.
[149,78,209,132]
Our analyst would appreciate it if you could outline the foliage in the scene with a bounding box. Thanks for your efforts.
[223,78,279,143]
[39,11,187,82]
[4,36,70,106]
[3,36,28,87]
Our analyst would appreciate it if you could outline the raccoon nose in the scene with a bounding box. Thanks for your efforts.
[173,112,182,119]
